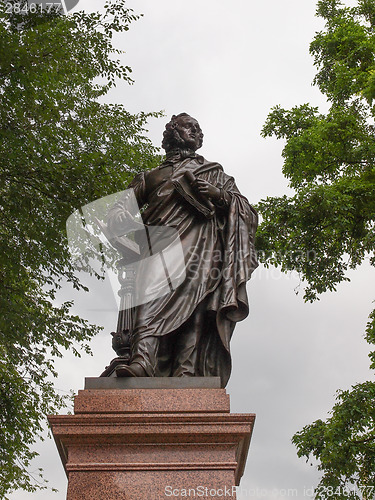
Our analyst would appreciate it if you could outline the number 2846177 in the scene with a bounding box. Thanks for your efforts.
[5,3,63,14]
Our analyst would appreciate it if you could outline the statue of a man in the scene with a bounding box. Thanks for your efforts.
[107,113,258,387]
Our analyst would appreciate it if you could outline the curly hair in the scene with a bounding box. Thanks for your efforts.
[162,113,203,152]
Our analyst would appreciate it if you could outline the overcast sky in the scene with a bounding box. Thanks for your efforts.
[9,1,375,499]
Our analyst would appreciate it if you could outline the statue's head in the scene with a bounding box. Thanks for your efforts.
[162,113,204,153]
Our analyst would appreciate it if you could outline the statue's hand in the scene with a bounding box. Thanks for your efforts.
[108,211,128,232]
[193,178,221,201]
[109,208,142,233]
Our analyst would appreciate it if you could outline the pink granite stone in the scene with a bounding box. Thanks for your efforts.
[48,386,255,500]
[74,388,230,414]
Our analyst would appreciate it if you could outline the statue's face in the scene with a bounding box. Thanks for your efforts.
[175,115,202,151]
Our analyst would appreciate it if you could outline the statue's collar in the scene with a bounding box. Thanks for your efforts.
[160,148,204,168]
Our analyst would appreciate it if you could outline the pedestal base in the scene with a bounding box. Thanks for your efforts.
[48,378,255,500]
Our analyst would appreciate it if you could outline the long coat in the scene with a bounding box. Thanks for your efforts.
[108,152,258,387]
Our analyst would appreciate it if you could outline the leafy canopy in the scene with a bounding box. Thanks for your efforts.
[258,0,375,497]
[0,0,161,496]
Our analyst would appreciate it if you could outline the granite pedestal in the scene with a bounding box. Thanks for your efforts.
[48,378,255,500]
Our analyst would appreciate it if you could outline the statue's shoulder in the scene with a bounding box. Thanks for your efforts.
[143,164,169,184]
[145,165,163,177]
[129,167,161,188]
[128,171,145,187]
[194,155,223,175]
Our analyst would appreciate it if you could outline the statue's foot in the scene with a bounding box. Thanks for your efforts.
[115,362,147,377]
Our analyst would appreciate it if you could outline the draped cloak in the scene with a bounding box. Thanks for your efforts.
[110,153,258,387]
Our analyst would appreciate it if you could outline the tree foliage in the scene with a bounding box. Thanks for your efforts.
[0,0,161,496]
[257,0,375,497]
[293,380,375,500]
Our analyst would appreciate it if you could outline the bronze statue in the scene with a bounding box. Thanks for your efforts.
[105,113,258,387]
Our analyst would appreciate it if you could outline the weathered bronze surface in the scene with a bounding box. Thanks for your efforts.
[104,113,258,387]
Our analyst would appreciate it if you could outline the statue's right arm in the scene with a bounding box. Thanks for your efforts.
[127,171,148,208]
[106,172,147,234]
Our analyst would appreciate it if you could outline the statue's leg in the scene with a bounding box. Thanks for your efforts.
[124,334,173,377]
[122,300,208,378]
[171,300,207,377]
[126,335,159,376]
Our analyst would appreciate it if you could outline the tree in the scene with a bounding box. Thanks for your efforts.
[257,0,375,497]
[0,0,161,496]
